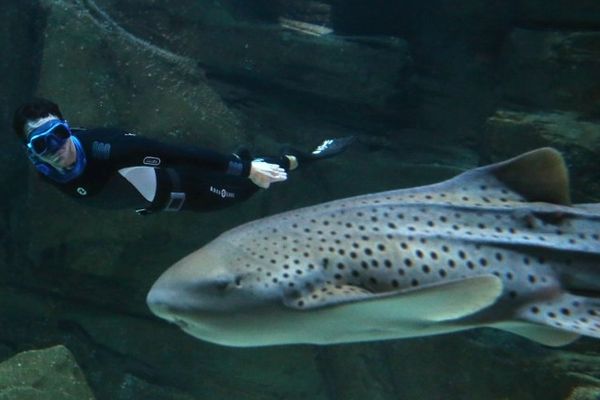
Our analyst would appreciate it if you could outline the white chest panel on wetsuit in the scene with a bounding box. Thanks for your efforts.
[118,166,157,202]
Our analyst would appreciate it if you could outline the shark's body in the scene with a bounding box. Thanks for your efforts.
[147,148,600,347]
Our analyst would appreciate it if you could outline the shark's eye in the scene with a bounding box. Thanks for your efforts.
[235,276,243,287]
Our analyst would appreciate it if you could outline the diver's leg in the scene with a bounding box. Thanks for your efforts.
[167,167,260,212]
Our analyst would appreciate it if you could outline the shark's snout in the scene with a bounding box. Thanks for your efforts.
[147,268,242,316]
[146,239,267,324]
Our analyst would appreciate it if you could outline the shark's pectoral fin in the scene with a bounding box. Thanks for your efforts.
[283,284,373,309]
[286,275,503,323]
[417,276,503,322]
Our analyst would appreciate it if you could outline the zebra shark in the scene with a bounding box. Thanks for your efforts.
[147,148,600,347]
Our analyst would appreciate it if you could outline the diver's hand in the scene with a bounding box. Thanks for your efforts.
[249,160,287,189]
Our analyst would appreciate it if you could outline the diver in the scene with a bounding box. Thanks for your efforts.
[13,98,354,214]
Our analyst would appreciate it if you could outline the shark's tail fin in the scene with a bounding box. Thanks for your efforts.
[502,292,600,346]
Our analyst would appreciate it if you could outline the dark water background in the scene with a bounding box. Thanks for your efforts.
[1,1,600,399]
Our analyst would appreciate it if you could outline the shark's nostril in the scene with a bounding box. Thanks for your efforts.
[214,278,233,292]
[174,319,189,329]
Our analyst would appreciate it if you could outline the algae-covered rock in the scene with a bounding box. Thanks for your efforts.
[500,29,600,116]
[37,0,244,149]
[566,386,600,400]
[0,345,95,400]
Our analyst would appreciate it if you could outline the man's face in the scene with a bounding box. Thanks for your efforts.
[26,116,77,170]
[37,138,77,170]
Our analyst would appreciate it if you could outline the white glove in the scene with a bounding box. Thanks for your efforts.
[249,160,288,189]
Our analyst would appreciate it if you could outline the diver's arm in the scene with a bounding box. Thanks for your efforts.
[108,134,251,176]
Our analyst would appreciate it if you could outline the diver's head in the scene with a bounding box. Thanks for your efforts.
[13,98,64,142]
[13,98,77,171]
[27,119,77,170]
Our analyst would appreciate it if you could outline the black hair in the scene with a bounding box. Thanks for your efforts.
[12,98,64,141]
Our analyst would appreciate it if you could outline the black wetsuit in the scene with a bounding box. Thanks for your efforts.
[40,127,290,214]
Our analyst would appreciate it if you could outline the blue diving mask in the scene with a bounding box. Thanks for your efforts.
[25,119,87,183]
[26,119,72,157]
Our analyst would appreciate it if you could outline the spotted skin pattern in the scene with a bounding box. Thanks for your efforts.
[148,148,600,347]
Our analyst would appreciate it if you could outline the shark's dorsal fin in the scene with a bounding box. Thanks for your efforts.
[311,147,573,214]
[485,147,571,205]
[286,276,503,323]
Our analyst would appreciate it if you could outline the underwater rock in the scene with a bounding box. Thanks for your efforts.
[0,345,96,400]
[566,386,600,400]
[60,0,411,123]
[315,345,396,400]
[484,109,600,200]
[116,374,197,400]
[544,349,600,388]
[516,1,600,28]
[278,0,333,36]
[72,310,328,399]
[500,29,600,117]
[37,0,244,149]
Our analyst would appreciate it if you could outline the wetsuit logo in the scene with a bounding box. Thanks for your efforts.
[92,141,111,160]
[143,156,161,166]
[77,187,87,196]
[210,186,235,199]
